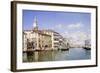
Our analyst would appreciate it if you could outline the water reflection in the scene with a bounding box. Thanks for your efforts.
[23,48,91,62]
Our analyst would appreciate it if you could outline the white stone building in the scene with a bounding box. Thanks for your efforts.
[23,17,68,51]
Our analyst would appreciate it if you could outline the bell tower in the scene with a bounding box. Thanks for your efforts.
[33,16,38,30]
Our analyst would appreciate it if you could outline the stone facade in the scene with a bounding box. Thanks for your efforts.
[23,17,68,51]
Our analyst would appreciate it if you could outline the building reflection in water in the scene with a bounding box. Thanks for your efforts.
[23,48,91,62]
[23,50,58,62]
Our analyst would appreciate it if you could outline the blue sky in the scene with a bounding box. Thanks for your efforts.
[23,10,91,40]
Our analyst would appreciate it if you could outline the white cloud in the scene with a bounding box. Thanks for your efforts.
[70,31,87,40]
[62,31,90,41]
[64,31,90,46]
[52,22,83,31]
[55,24,63,29]
[67,22,83,29]
[61,31,69,38]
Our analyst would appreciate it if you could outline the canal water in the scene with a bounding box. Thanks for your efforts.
[23,48,91,62]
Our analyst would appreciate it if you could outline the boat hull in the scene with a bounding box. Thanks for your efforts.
[83,47,91,50]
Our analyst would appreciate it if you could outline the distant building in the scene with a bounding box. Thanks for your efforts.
[23,17,68,51]
[84,39,91,48]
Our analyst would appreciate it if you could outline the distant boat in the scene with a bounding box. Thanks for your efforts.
[83,47,91,50]
[60,43,70,51]
[61,48,69,51]
[83,40,91,50]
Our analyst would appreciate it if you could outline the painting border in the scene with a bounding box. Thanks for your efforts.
[11,1,98,72]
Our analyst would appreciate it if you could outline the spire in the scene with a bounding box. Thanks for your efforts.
[33,16,38,30]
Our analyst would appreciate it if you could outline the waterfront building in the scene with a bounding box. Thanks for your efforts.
[23,17,68,51]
